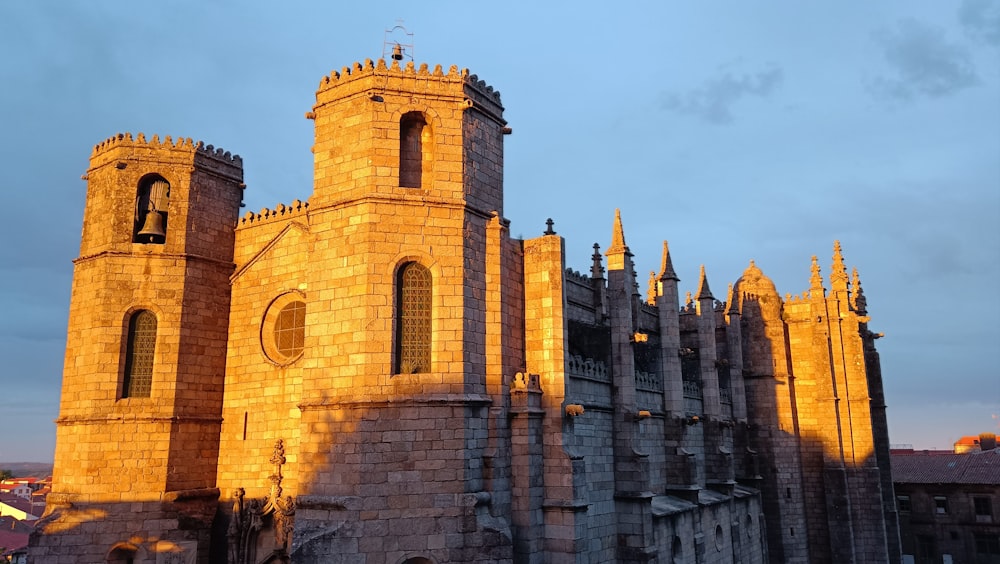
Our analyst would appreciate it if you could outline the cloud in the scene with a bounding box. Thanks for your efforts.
[661,64,784,125]
[870,18,979,101]
[959,0,1000,46]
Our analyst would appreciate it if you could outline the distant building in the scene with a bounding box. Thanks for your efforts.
[0,485,30,502]
[954,433,998,455]
[0,516,32,564]
[30,56,899,563]
[0,495,39,522]
[892,437,1000,564]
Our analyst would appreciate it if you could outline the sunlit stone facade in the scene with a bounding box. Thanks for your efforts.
[30,58,899,563]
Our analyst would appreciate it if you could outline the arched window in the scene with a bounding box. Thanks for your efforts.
[399,112,427,188]
[395,262,431,373]
[106,541,139,564]
[122,310,156,398]
[133,176,170,244]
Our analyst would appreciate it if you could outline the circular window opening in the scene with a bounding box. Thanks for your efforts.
[262,294,306,365]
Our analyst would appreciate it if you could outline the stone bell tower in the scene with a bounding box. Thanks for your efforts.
[269,58,515,561]
[30,134,244,563]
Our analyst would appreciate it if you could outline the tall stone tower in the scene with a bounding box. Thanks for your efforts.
[32,134,244,562]
[214,59,516,562]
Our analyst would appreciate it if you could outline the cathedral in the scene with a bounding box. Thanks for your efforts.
[30,56,900,563]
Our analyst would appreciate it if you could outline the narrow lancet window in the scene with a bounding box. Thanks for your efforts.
[134,176,170,244]
[395,262,431,373]
[399,113,427,188]
[122,310,157,398]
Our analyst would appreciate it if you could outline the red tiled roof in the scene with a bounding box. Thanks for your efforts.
[892,448,1000,485]
[0,529,29,554]
[0,493,40,516]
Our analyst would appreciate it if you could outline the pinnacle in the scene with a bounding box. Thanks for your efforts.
[726,283,741,315]
[830,240,849,290]
[696,265,714,300]
[590,243,605,279]
[852,267,868,314]
[658,241,679,281]
[606,208,629,255]
[810,255,824,290]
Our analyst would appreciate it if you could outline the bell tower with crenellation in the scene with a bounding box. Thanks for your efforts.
[210,58,517,562]
[31,134,244,563]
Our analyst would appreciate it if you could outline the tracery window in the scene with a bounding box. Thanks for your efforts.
[261,293,306,365]
[395,262,431,373]
[274,301,306,358]
[122,310,156,398]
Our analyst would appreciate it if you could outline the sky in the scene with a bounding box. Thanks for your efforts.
[0,1,997,462]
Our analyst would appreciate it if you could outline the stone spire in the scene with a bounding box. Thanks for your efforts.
[696,265,714,301]
[852,267,868,315]
[607,209,628,250]
[830,240,849,293]
[726,283,740,315]
[605,208,632,272]
[809,256,824,298]
[658,241,679,281]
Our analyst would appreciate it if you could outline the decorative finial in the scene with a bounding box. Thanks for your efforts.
[590,243,605,279]
[810,255,824,295]
[685,291,693,308]
[696,265,714,300]
[544,218,556,235]
[647,271,658,303]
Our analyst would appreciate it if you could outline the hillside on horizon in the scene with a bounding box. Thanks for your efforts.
[1,462,54,477]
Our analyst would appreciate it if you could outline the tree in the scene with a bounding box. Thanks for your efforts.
[0,469,14,481]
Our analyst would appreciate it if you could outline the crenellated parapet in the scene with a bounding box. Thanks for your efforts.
[564,267,591,284]
[89,132,243,181]
[239,199,310,227]
[313,58,505,125]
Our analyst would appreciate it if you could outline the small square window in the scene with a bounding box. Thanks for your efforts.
[934,496,948,515]
[897,495,911,512]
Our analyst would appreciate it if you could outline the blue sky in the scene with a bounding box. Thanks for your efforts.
[1,1,997,461]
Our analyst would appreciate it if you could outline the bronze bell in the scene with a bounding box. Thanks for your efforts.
[137,210,166,241]
[391,44,404,61]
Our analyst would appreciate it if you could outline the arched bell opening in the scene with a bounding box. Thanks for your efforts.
[133,174,170,244]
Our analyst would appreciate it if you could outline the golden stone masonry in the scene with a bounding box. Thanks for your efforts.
[29,57,899,563]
